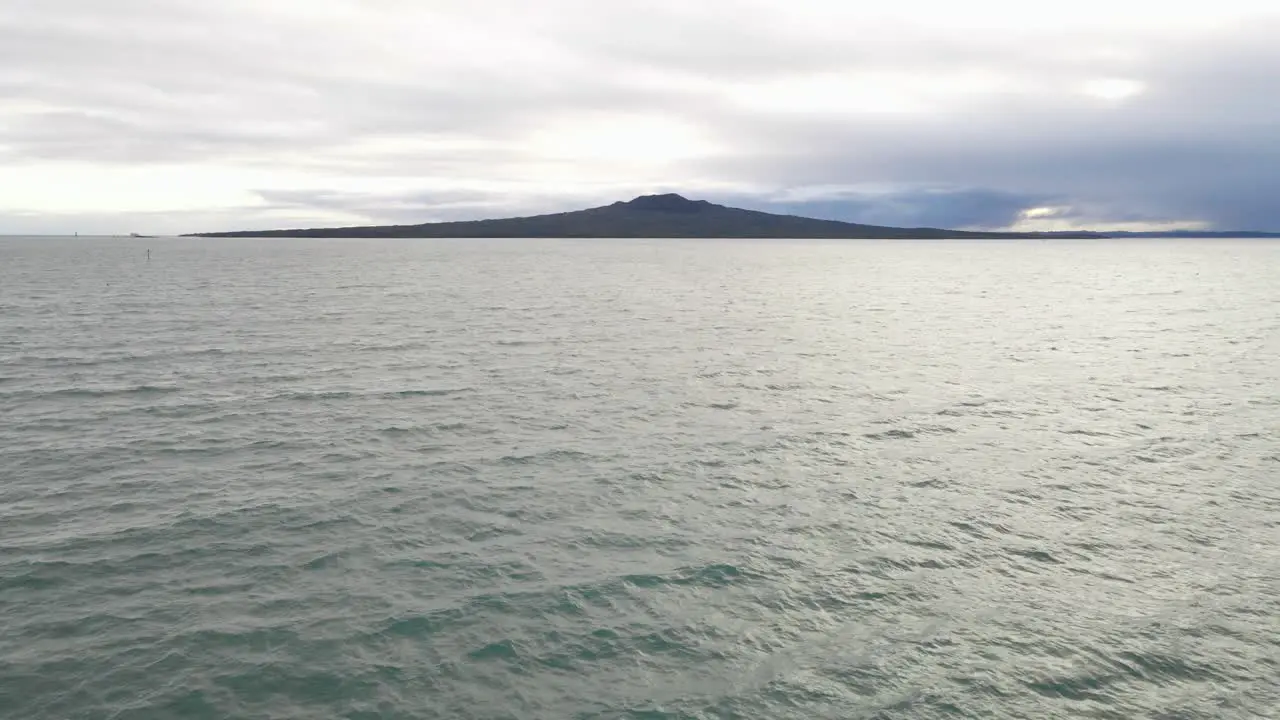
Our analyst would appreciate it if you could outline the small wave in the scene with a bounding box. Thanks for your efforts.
[948,521,986,538]
[1006,547,1061,564]
[622,563,757,589]
[938,401,1021,418]
[900,537,956,551]
[302,551,347,570]
[282,388,472,401]
[1062,429,1116,437]
[184,581,256,596]
[1026,650,1223,702]
[864,425,956,441]
[1024,673,1113,701]
[378,420,471,438]
[382,388,473,398]
[468,639,520,661]
[1132,441,1198,463]
[41,384,182,398]
[349,342,430,353]
[282,390,354,401]
[499,449,595,465]
[1070,567,1137,584]
[383,612,457,639]
[0,566,67,592]
[866,428,917,440]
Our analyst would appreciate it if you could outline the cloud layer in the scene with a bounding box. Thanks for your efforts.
[2,0,1278,233]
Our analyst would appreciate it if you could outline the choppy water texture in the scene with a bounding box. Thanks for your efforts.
[2,236,1278,719]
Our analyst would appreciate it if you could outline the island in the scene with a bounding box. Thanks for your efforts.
[186,193,1106,239]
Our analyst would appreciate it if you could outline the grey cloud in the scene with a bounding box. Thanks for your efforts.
[680,20,1280,229]
[0,207,325,237]
[251,188,526,225]
[2,2,1279,232]
[714,188,1054,230]
[1,5,713,170]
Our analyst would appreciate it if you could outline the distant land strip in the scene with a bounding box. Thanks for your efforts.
[185,194,1111,239]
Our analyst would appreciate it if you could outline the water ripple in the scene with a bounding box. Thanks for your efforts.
[1,236,1278,719]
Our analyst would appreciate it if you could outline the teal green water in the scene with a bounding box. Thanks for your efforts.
[1,236,1278,719]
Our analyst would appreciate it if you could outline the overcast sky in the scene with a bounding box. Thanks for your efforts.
[2,0,1278,234]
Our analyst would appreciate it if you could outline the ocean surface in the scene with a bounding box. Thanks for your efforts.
[1,235,1277,720]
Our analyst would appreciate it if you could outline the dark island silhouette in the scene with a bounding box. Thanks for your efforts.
[186,193,1108,239]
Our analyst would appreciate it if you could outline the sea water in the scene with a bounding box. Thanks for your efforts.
[1,236,1277,719]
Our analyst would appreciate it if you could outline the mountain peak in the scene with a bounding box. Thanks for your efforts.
[187,193,1105,239]
[621,193,710,212]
